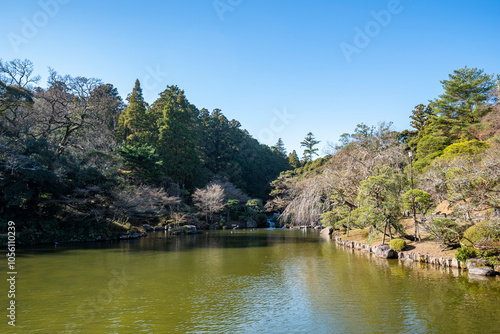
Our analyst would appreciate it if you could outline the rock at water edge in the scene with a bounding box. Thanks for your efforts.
[375,244,398,259]
[469,267,496,276]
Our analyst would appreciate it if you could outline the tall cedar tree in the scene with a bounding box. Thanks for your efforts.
[116,80,151,144]
[301,132,320,162]
[153,85,200,189]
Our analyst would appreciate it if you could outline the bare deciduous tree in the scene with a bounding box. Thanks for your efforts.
[193,183,226,223]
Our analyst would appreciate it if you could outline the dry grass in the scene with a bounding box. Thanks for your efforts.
[338,218,457,258]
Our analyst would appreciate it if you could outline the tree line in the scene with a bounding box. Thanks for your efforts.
[269,67,500,258]
[0,59,291,243]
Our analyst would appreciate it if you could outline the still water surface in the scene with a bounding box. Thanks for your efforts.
[5,229,500,333]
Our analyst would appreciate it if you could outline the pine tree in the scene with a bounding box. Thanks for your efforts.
[301,132,320,162]
[431,67,495,124]
[116,79,151,144]
[288,150,300,168]
[410,104,434,132]
[271,138,287,156]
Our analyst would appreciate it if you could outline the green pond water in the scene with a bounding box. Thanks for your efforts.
[3,229,500,333]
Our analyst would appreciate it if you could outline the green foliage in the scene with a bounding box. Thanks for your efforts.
[441,140,489,159]
[402,189,432,212]
[226,199,241,220]
[154,85,200,189]
[321,210,343,228]
[0,58,293,245]
[430,66,496,124]
[117,144,163,184]
[455,247,477,263]
[116,79,151,144]
[244,199,264,221]
[301,132,320,162]
[410,104,434,132]
[288,150,300,168]
[390,238,407,252]
[462,220,500,250]
[271,138,287,156]
[196,108,290,198]
[426,218,465,247]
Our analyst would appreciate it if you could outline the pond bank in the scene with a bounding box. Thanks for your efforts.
[322,229,500,277]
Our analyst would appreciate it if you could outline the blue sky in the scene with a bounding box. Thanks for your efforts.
[1,0,499,156]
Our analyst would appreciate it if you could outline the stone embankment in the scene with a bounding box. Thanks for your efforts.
[321,228,498,276]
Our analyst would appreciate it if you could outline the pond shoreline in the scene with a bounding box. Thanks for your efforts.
[324,230,500,277]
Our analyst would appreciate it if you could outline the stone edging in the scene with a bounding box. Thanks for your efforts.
[329,232,499,276]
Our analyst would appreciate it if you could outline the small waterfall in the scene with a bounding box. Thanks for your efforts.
[267,219,275,229]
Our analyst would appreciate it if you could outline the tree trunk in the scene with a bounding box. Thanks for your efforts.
[382,221,388,244]
[346,206,352,237]
[413,200,418,242]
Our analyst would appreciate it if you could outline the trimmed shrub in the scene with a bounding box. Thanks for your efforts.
[390,238,407,252]
[455,247,477,263]
[462,220,500,250]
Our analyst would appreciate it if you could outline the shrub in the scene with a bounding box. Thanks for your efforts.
[425,218,464,247]
[461,220,500,250]
[455,247,477,262]
[390,238,407,252]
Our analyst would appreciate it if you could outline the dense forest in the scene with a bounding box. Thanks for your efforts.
[0,59,290,244]
[268,67,500,261]
[1,59,499,259]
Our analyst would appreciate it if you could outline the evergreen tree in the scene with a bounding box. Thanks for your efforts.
[431,67,495,124]
[288,150,300,168]
[271,138,287,156]
[117,144,163,184]
[153,85,200,189]
[116,80,151,144]
[410,104,434,132]
[301,132,320,162]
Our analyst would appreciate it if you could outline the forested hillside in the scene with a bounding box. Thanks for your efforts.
[269,67,500,259]
[0,59,290,244]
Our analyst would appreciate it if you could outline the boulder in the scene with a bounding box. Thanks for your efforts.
[451,258,460,268]
[375,244,398,259]
[469,267,496,276]
[466,258,490,269]
[246,221,257,228]
[320,227,333,237]
[185,225,197,233]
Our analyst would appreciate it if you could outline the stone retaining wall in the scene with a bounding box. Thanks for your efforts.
[332,234,466,269]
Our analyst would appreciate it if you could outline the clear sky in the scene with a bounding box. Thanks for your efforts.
[1,0,499,156]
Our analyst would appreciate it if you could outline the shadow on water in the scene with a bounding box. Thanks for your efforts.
[19,229,323,256]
